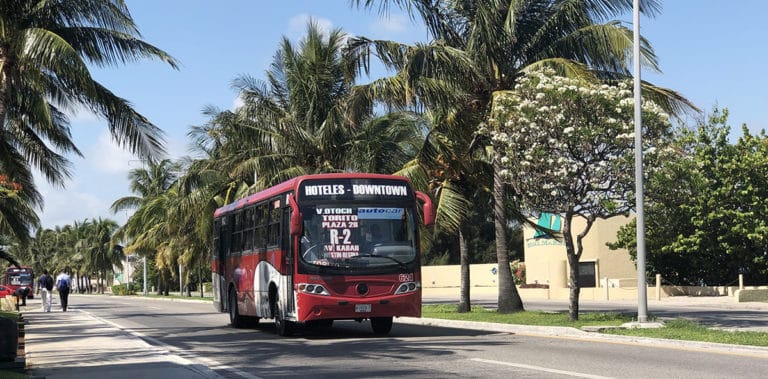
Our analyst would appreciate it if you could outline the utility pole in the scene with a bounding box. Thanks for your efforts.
[143,256,147,296]
[633,0,648,323]
[179,264,183,296]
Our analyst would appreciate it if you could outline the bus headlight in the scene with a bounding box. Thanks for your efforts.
[297,283,330,296]
[394,281,420,295]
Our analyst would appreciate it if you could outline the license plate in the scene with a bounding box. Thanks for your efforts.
[355,304,372,313]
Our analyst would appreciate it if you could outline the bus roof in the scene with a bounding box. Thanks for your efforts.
[213,173,412,218]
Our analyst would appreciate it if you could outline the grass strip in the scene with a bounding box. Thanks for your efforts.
[603,319,768,347]
[422,305,768,347]
[422,304,631,329]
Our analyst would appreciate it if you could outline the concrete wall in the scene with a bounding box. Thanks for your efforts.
[422,265,768,302]
[422,263,506,288]
[735,289,768,302]
[523,216,636,288]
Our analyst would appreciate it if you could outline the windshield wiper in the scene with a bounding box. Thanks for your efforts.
[351,254,407,269]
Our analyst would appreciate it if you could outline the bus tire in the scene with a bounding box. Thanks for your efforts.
[229,288,244,328]
[273,295,293,336]
[370,317,393,335]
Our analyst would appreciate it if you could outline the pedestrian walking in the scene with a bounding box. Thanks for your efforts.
[36,269,54,312]
[55,269,72,312]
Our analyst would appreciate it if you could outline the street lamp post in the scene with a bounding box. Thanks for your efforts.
[143,256,147,296]
[633,0,648,323]
[179,264,183,296]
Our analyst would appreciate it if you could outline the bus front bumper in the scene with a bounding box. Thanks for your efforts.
[296,292,421,322]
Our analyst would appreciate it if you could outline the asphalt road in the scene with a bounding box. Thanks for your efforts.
[26,294,768,379]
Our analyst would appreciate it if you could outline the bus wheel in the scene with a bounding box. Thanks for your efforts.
[370,317,393,335]
[274,296,293,336]
[229,288,244,328]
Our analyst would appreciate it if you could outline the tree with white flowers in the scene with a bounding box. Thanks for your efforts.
[487,70,674,321]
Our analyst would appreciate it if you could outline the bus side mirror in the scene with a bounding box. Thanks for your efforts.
[415,191,435,226]
[288,194,301,237]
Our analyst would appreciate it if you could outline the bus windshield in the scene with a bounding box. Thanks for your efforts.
[5,268,33,286]
[299,204,417,272]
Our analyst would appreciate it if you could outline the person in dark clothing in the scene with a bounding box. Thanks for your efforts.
[13,287,30,306]
[55,269,72,312]
[36,269,54,312]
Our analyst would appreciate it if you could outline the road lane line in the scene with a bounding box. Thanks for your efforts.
[470,358,615,379]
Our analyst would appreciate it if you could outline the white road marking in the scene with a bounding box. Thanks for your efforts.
[470,358,615,379]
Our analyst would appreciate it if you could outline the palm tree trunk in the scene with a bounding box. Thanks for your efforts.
[457,228,470,313]
[493,156,524,313]
[199,266,204,298]
[0,55,8,131]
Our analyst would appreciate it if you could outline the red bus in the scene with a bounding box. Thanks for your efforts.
[4,266,34,299]
[212,173,434,336]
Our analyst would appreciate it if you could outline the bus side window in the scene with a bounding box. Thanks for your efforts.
[213,219,220,258]
[233,211,243,253]
[243,207,255,251]
[267,198,281,247]
[255,203,268,249]
[221,215,232,257]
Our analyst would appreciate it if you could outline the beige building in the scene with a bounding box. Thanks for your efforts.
[523,214,636,289]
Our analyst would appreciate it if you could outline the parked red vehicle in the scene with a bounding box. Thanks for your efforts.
[0,285,12,297]
[3,266,34,299]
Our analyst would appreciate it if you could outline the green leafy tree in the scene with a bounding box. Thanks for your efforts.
[610,109,768,285]
[489,70,673,320]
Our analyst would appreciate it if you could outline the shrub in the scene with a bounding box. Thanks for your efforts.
[111,284,136,296]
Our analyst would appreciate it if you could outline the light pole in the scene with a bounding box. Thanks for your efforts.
[179,264,183,296]
[143,256,147,296]
[633,0,648,323]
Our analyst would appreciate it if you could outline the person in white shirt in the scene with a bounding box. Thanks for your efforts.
[55,269,72,312]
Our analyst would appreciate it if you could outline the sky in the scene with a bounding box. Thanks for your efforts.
[35,0,768,229]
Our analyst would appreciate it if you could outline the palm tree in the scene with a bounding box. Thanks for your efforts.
[229,19,367,186]
[0,1,178,243]
[82,218,121,293]
[0,246,20,268]
[349,0,693,313]
[112,160,181,295]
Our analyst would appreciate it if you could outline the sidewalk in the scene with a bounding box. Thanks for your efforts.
[21,302,220,379]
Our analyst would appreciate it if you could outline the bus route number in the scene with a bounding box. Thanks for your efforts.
[399,273,414,282]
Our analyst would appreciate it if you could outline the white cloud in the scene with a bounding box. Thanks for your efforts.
[88,131,137,174]
[65,104,101,124]
[36,175,128,229]
[370,13,410,36]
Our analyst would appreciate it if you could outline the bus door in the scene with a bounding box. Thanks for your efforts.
[282,203,295,315]
[215,218,231,312]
